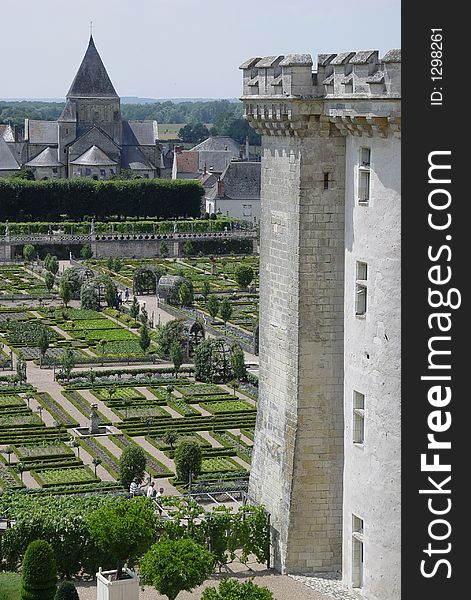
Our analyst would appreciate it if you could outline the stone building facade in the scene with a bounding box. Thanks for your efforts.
[0,36,161,180]
[240,50,401,600]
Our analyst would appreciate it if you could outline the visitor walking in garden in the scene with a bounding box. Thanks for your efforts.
[146,481,156,498]
[129,477,139,496]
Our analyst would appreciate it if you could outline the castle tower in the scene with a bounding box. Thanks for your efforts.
[240,50,401,600]
[66,35,122,145]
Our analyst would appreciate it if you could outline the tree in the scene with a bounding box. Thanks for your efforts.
[60,347,75,381]
[54,581,80,600]
[201,579,274,600]
[235,265,254,290]
[59,278,72,307]
[45,270,55,293]
[45,255,59,275]
[140,538,214,600]
[174,438,202,483]
[92,457,102,476]
[155,319,186,358]
[23,243,35,263]
[170,341,184,378]
[163,429,179,450]
[118,445,147,489]
[228,380,239,396]
[178,283,192,307]
[139,322,151,353]
[160,240,169,258]
[230,343,247,381]
[20,539,57,600]
[80,244,93,259]
[206,295,219,321]
[201,280,211,300]
[16,352,27,384]
[220,298,233,326]
[5,445,14,465]
[130,296,140,320]
[182,241,194,257]
[87,497,158,580]
[38,327,50,366]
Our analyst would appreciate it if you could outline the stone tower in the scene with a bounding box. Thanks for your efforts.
[65,35,122,145]
[240,50,401,600]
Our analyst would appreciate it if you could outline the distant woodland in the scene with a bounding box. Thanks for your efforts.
[0,99,260,145]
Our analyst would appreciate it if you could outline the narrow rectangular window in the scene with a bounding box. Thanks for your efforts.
[323,172,330,189]
[352,515,364,588]
[355,261,368,316]
[358,147,371,205]
[353,391,365,444]
[243,204,252,217]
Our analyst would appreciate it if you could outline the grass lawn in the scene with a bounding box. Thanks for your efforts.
[0,572,20,600]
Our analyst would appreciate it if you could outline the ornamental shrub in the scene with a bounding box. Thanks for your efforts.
[174,438,202,483]
[201,579,274,600]
[88,497,158,580]
[20,539,57,600]
[54,582,79,600]
[140,538,214,600]
[119,445,147,488]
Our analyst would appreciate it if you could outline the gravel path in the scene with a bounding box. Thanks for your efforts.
[75,570,333,600]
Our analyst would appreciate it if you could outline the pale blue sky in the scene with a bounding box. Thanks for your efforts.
[1,0,400,99]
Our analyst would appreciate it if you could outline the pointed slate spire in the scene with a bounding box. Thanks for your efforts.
[67,35,118,98]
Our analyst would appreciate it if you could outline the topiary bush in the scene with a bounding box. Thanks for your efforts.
[174,438,202,483]
[54,582,79,600]
[118,445,147,489]
[201,578,274,599]
[20,539,57,600]
[140,538,214,600]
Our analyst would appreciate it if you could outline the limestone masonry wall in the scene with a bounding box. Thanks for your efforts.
[242,49,401,600]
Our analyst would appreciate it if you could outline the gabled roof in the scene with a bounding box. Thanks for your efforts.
[0,137,20,171]
[191,136,240,154]
[174,151,199,174]
[219,161,261,200]
[58,99,77,122]
[70,145,117,166]
[122,121,158,146]
[67,35,118,98]
[122,145,154,170]
[26,120,57,145]
[25,147,64,168]
[0,124,16,142]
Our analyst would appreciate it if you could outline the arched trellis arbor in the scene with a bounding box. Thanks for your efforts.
[133,265,166,295]
[80,274,118,310]
[188,319,206,356]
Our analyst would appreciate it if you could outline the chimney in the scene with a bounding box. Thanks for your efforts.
[217,178,225,198]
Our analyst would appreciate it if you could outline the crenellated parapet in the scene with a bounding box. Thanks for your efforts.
[240,49,401,138]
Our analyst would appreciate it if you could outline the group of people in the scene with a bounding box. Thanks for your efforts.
[129,477,163,500]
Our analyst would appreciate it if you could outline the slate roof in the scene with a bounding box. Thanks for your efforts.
[122,121,158,146]
[67,35,118,98]
[70,145,117,166]
[122,145,154,170]
[27,120,57,145]
[0,124,15,142]
[25,147,63,168]
[198,151,234,174]
[191,137,240,154]
[0,137,20,170]
[58,99,77,122]
[218,161,261,200]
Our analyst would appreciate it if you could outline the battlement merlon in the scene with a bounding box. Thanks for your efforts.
[240,49,400,99]
[240,49,401,137]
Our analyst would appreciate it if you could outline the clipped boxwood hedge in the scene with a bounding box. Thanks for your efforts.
[0,178,203,221]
